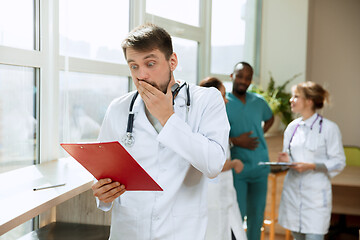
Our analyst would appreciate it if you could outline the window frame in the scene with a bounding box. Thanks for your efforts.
[0,0,262,165]
[209,0,262,84]
[0,0,262,235]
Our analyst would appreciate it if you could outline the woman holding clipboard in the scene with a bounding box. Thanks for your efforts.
[277,81,345,240]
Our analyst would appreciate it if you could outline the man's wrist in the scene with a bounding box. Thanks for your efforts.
[159,112,174,126]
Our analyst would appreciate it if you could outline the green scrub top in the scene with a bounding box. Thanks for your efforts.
[226,92,273,177]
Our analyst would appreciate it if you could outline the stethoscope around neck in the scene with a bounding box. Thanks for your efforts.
[287,113,323,159]
[122,82,190,148]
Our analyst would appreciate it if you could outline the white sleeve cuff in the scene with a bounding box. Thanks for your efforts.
[96,197,113,212]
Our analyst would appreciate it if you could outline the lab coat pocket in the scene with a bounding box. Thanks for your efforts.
[172,184,203,217]
[321,189,329,208]
[109,202,139,240]
[172,209,207,240]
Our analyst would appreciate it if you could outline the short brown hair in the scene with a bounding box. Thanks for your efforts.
[121,23,173,60]
[199,77,224,90]
[293,81,329,110]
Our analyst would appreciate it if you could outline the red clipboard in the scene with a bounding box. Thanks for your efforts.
[60,141,163,191]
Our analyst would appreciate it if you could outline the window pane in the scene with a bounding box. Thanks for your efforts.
[59,0,129,63]
[146,0,200,26]
[0,0,34,50]
[211,0,256,74]
[0,219,33,239]
[173,37,198,84]
[0,65,36,174]
[223,81,233,93]
[59,72,128,154]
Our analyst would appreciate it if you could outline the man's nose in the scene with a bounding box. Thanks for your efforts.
[237,77,246,84]
[137,67,149,80]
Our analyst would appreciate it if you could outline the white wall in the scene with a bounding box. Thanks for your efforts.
[260,0,360,145]
[260,0,308,89]
[307,0,360,145]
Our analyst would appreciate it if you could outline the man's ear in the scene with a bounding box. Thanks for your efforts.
[169,52,178,71]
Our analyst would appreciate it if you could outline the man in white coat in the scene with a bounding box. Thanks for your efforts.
[91,23,230,239]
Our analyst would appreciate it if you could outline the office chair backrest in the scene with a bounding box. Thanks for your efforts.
[343,145,360,166]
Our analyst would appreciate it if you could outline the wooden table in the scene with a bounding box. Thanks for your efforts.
[331,166,360,215]
[0,158,93,235]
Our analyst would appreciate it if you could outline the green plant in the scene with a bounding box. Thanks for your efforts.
[249,72,302,125]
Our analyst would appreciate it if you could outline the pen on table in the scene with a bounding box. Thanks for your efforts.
[33,183,66,191]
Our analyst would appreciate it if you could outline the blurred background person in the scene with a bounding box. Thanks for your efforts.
[226,62,274,240]
[278,81,346,240]
[200,77,247,240]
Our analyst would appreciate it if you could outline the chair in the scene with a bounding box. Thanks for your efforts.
[327,146,360,239]
[261,171,292,240]
[344,145,360,166]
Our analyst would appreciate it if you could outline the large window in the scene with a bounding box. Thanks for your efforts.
[0,220,33,240]
[211,0,258,76]
[146,0,200,26]
[0,65,37,174]
[0,1,38,238]
[59,72,128,150]
[172,37,198,84]
[0,0,261,237]
[0,0,262,171]
[58,0,130,153]
[59,0,129,64]
[0,0,35,50]
[145,1,203,84]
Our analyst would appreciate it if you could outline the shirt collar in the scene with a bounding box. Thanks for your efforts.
[301,113,318,127]
[173,82,188,107]
[227,92,248,104]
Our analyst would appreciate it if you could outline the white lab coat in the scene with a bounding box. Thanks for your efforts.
[278,113,346,234]
[206,149,247,240]
[97,84,230,240]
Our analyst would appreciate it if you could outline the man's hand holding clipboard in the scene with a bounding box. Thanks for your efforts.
[92,178,126,203]
[61,141,163,202]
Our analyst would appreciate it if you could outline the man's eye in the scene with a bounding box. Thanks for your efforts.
[130,65,138,70]
[148,62,155,67]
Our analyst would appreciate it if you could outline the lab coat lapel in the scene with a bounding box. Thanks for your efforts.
[304,113,321,151]
[173,86,187,121]
[131,85,188,135]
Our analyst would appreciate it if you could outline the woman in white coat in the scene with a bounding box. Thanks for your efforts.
[277,81,346,240]
[200,77,247,240]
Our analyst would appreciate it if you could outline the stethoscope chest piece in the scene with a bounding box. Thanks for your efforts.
[122,132,135,148]
[122,82,190,148]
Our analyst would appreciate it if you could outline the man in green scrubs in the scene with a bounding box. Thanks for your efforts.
[226,62,274,240]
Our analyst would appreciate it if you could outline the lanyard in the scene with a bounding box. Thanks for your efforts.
[288,114,323,157]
